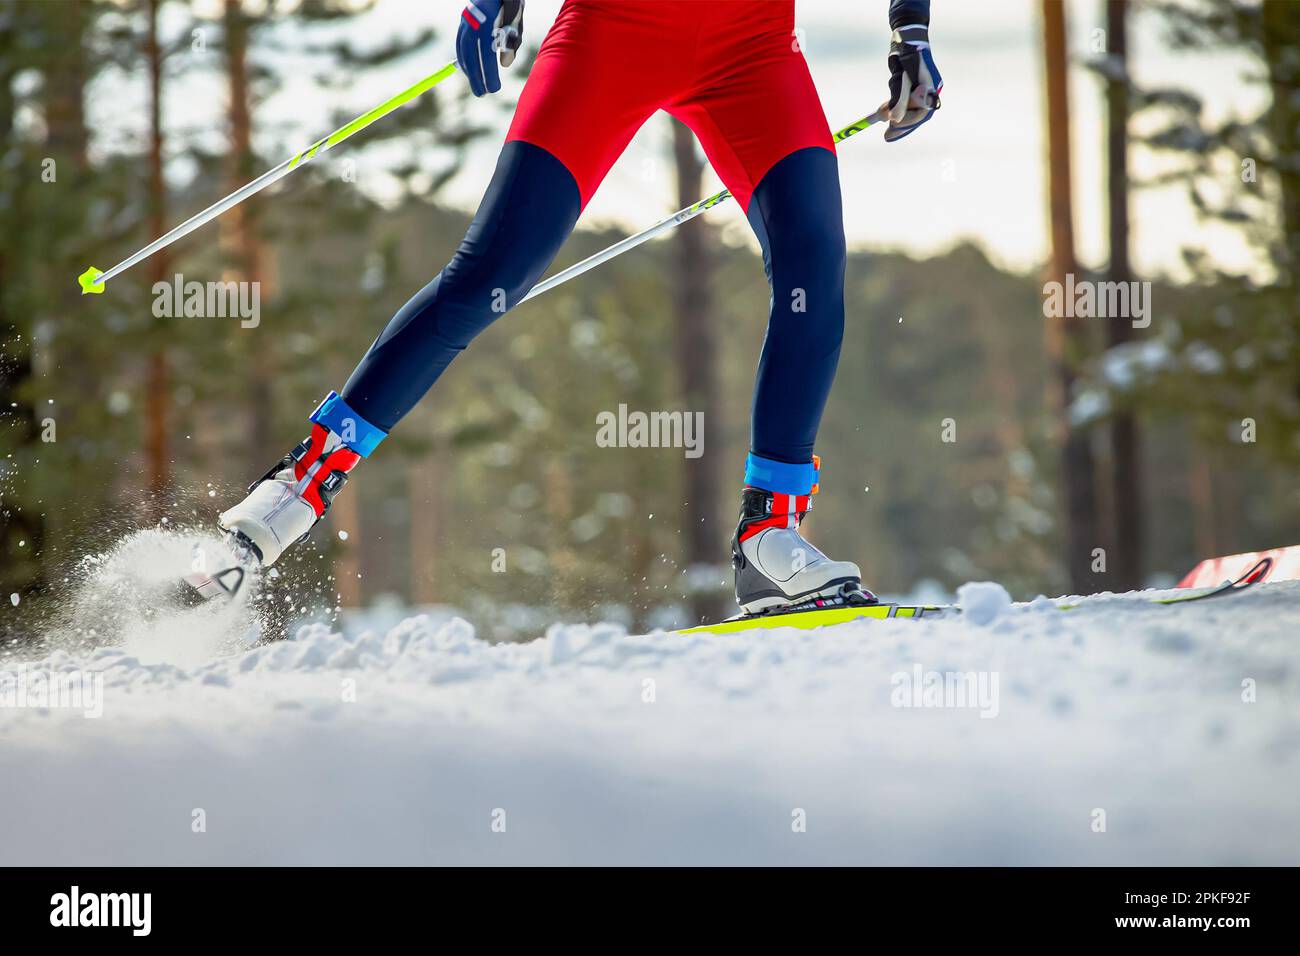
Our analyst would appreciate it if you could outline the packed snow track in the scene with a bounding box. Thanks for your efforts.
[3,563,1298,864]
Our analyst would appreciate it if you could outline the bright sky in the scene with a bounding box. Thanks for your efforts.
[109,0,1269,281]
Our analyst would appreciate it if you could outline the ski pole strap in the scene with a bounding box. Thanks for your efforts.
[744,452,820,496]
[310,391,388,458]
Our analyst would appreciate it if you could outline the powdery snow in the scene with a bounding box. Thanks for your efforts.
[2,540,1298,865]
[957,580,1013,625]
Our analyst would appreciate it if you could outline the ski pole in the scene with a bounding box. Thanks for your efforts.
[78,60,460,295]
[520,108,888,305]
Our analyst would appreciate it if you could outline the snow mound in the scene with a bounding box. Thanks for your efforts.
[3,579,1299,865]
[957,580,1013,625]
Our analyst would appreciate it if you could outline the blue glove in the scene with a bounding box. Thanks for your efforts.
[883,22,942,142]
[457,0,525,97]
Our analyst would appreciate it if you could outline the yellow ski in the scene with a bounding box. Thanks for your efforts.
[677,603,950,635]
[679,556,1273,636]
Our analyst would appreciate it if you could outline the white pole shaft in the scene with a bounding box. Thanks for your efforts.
[519,190,731,304]
[95,158,296,287]
[519,110,885,306]
[84,61,460,293]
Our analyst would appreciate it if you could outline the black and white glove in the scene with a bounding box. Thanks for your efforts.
[457,0,525,97]
[882,23,942,143]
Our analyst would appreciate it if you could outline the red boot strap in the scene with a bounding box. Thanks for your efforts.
[737,491,812,543]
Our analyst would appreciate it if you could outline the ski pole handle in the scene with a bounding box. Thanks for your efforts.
[520,108,888,305]
[79,60,459,294]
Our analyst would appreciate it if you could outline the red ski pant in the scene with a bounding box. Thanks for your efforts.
[507,0,834,212]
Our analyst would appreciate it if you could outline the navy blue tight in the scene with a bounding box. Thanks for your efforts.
[341,141,846,468]
[342,141,581,430]
[745,147,845,464]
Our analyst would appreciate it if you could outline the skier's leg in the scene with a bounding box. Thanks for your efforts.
[343,0,675,429]
[669,28,844,468]
[217,141,580,568]
[727,150,864,610]
[743,147,846,469]
[668,8,866,610]
[217,0,665,571]
[340,140,582,430]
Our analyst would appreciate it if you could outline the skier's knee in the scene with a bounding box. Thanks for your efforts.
[776,216,845,275]
[440,251,535,319]
[769,222,845,334]
[435,138,579,315]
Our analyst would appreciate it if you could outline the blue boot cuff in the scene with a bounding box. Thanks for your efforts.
[744,452,817,495]
[310,391,387,458]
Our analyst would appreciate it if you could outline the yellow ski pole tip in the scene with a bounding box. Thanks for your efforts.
[78,267,106,294]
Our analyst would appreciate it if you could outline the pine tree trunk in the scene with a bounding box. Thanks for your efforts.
[1105,0,1142,589]
[1260,0,1300,402]
[34,0,89,579]
[223,0,272,453]
[409,447,440,606]
[671,119,725,624]
[544,457,578,611]
[1041,0,1100,592]
[0,15,44,609]
[331,481,362,607]
[1188,452,1217,561]
[145,0,171,516]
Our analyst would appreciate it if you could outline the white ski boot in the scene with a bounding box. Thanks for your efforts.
[183,392,384,603]
[219,421,361,567]
[216,390,386,571]
[731,455,870,614]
